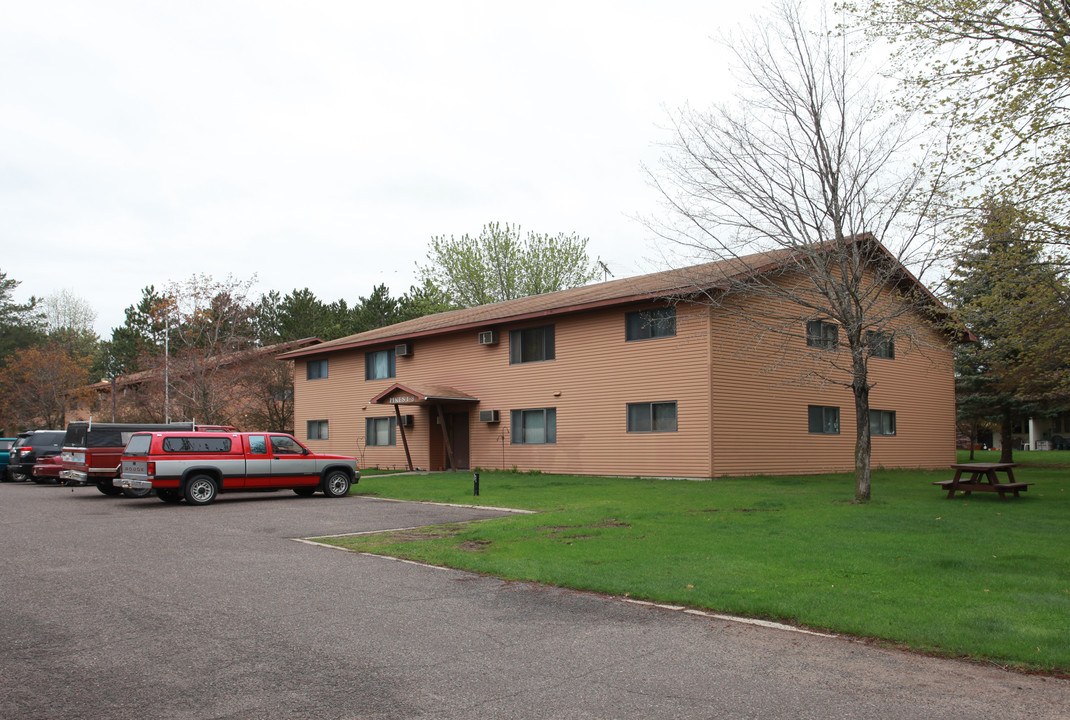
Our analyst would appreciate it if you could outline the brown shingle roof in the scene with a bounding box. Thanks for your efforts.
[277,250,796,359]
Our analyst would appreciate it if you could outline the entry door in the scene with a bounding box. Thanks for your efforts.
[446,412,470,470]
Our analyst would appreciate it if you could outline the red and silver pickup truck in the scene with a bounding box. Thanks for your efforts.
[117,431,359,505]
[62,422,235,497]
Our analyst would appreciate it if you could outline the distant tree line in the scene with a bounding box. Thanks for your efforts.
[0,221,598,433]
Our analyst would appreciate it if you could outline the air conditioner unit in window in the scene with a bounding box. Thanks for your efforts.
[395,342,413,357]
[478,410,500,423]
[400,414,414,427]
[478,331,498,346]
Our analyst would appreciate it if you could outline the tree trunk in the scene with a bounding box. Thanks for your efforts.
[853,377,872,503]
[969,419,976,461]
[1000,411,1015,464]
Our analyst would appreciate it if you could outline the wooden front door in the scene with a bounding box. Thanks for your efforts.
[445,412,470,470]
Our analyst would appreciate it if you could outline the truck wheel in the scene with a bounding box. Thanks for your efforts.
[157,489,182,504]
[123,487,152,499]
[97,481,123,496]
[321,470,351,498]
[293,487,316,497]
[184,475,218,506]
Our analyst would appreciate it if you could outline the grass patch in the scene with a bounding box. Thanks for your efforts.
[958,448,1070,468]
[357,467,416,477]
[322,467,1070,674]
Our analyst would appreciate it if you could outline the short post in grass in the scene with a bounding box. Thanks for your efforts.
[473,472,480,497]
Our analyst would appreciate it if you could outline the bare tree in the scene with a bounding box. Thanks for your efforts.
[648,1,956,502]
[149,274,258,425]
[41,289,99,359]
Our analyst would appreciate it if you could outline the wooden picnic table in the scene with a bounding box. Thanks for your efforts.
[932,462,1033,501]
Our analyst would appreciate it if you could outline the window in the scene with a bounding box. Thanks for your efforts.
[808,406,840,434]
[162,437,232,453]
[806,320,838,350]
[867,331,895,359]
[307,420,329,440]
[365,348,396,380]
[870,410,896,436]
[625,307,676,341]
[123,434,151,456]
[366,416,397,446]
[307,359,328,380]
[248,435,267,454]
[509,325,555,364]
[270,435,306,454]
[510,408,557,444]
[627,402,678,433]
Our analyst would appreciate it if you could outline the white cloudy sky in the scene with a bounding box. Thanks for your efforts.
[2,1,758,337]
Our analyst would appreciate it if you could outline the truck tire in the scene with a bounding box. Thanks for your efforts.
[97,480,123,496]
[184,475,218,506]
[157,489,182,503]
[123,487,152,498]
[321,470,351,498]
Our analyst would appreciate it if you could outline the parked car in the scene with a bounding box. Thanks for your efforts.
[0,438,14,478]
[61,421,236,498]
[118,430,359,505]
[5,430,66,482]
[31,454,64,484]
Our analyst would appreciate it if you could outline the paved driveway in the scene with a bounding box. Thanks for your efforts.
[1,483,1066,719]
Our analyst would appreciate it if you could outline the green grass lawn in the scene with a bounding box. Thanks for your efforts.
[324,463,1070,674]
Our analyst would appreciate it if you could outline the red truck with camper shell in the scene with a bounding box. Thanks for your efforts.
[62,421,234,497]
[117,431,359,505]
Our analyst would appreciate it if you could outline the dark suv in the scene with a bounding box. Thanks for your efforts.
[6,430,66,482]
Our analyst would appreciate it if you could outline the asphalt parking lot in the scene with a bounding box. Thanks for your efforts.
[1,483,1067,719]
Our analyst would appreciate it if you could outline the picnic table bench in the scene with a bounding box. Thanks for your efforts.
[933,463,1033,501]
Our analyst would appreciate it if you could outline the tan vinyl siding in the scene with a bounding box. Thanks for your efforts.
[295,303,714,476]
[707,304,955,476]
[293,262,958,478]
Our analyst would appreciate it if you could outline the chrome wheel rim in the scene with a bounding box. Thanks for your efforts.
[189,479,214,503]
[327,474,348,495]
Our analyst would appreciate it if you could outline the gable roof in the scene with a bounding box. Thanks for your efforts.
[278,241,962,359]
[276,249,791,359]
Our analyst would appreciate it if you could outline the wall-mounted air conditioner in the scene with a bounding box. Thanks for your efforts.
[478,331,498,346]
[400,414,414,427]
[479,410,500,423]
[395,342,413,357]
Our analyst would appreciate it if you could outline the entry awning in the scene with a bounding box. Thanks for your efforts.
[370,382,479,406]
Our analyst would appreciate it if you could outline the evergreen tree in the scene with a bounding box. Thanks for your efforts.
[945,199,1070,461]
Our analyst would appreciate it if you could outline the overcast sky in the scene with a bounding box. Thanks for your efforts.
[2,1,756,337]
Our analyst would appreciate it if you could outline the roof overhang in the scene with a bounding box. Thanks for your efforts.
[370,382,479,406]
